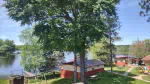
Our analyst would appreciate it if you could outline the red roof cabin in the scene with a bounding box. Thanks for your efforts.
[115,55,140,66]
[142,55,150,70]
[115,56,128,66]
[60,59,105,79]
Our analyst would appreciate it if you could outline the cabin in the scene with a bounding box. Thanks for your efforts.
[60,59,105,79]
[115,55,140,66]
[142,55,150,70]
[115,56,128,66]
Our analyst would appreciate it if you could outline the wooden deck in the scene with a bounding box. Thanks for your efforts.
[24,71,36,77]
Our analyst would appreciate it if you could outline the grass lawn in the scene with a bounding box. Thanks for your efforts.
[105,66,130,74]
[128,67,141,77]
[30,71,150,84]
[142,75,150,81]
[0,79,8,84]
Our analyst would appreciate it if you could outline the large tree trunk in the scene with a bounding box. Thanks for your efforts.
[74,52,77,83]
[80,47,85,83]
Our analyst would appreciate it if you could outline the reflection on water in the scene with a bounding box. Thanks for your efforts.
[0,55,16,68]
[0,54,23,78]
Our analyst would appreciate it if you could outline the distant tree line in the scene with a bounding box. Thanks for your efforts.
[15,45,24,50]
[0,38,15,56]
[115,45,130,54]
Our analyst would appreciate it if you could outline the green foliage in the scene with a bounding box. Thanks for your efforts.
[0,38,16,56]
[19,28,65,73]
[4,0,120,82]
[115,45,129,54]
[15,45,24,50]
[3,0,120,51]
[19,28,45,73]
[130,39,150,58]
[90,40,110,65]
[139,0,150,22]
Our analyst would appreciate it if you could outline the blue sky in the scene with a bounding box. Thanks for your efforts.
[0,0,150,45]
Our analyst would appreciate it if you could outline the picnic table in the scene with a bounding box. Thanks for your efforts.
[90,75,98,79]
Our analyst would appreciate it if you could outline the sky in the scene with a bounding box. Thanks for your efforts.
[0,0,150,45]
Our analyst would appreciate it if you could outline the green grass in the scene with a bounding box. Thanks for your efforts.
[128,67,141,77]
[142,75,150,81]
[105,66,130,74]
[0,79,8,84]
[30,71,150,84]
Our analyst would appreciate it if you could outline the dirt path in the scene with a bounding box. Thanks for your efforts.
[123,67,133,76]
[132,74,150,82]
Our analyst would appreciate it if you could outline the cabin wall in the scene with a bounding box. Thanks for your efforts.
[115,58,127,66]
[116,58,126,62]
[61,64,80,72]
[60,64,104,79]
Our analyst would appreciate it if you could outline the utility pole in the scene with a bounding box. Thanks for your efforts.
[109,26,113,76]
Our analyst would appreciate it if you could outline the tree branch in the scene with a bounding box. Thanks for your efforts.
[63,10,74,24]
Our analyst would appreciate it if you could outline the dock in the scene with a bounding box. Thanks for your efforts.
[24,71,36,77]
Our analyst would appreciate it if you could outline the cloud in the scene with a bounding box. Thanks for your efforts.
[0,36,7,39]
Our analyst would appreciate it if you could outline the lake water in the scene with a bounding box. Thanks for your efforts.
[0,52,92,78]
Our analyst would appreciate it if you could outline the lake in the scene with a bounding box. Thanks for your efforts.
[0,52,92,78]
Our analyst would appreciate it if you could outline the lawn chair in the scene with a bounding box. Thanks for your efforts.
[138,66,144,73]
[143,66,150,74]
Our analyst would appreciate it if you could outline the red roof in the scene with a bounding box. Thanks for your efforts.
[142,55,150,61]
[115,56,128,59]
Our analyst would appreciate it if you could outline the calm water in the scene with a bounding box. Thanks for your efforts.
[0,51,92,78]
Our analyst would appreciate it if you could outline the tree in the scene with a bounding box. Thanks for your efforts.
[90,39,115,65]
[106,16,121,76]
[91,16,120,76]
[4,0,120,83]
[19,28,65,78]
[19,28,45,73]
[115,45,130,54]
[139,0,150,22]
[130,39,150,58]
[0,38,15,56]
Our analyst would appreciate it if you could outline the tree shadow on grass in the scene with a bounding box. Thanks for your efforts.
[50,71,141,84]
[49,78,73,84]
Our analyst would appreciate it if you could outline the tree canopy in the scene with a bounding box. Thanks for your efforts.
[4,0,120,83]
[139,0,150,22]
[130,39,150,58]
[0,38,15,56]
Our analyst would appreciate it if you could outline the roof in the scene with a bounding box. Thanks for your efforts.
[142,55,150,61]
[115,55,139,59]
[115,56,128,59]
[63,59,105,68]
